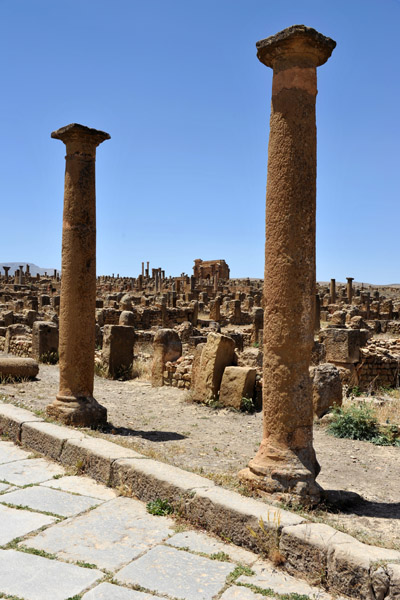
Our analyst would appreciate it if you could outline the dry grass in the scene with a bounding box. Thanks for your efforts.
[131,357,151,381]
[373,390,400,426]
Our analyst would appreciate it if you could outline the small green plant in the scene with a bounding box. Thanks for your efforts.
[328,404,379,440]
[371,423,400,446]
[204,394,223,409]
[253,342,259,348]
[75,561,98,569]
[227,564,255,583]
[328,404,400,446]
[240,396,255,413]
[39,351,59,364]
[209,551,230,561]
[146,498,174,516]
[347,385,362,397]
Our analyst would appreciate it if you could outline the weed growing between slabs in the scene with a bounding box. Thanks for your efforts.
[146,498,174,516]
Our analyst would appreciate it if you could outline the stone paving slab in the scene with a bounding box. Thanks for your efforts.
[220,585,276,599]
[82,582,165,599]
[0,481,11,492]
[41,474,118,500]
[23,496,175,570]
[115,545,234,600]
[238,558,334,599]
[0,503,56,545]
[0,440,31,463]
[0,548,103,600]
[166,530,258,566]
[1,484,101,517]
[0,407,386,598]
[0,456,64,485]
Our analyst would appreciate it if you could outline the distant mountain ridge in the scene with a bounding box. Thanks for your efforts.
[0,262,59,276]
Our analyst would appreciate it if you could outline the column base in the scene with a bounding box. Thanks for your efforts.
[46,395,107,428]
[238,441,321,506]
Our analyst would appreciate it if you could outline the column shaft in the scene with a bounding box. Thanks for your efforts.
[239,25,335,503]
[46,123,109,426]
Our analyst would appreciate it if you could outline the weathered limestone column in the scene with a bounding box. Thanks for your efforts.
[46,123,110,427]
[3,266,10,283]
[239,26,335,503]
[19,265,24,285]
[346,277,354,304]
[330,278,336,304]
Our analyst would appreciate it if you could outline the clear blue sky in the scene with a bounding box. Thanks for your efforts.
[1,0,399,283]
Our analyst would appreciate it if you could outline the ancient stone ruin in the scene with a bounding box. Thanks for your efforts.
[0,28,399,514]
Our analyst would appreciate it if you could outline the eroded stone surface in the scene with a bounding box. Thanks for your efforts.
[238,558,333,598]
[0,457,64,485]
[0,440,31,464]
[82,582,164,599]
[1,485,101,517]
[23,496,175,570]
[0,504,56,545]
[0,549,102,600]
[115,545,234,600]
[166,530,258,565]
[41,474,118,500]
[220,586,273,599]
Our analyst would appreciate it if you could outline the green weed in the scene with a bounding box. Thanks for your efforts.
[240,397,255,413]
[328,404,400,445]
[146,498,174,516]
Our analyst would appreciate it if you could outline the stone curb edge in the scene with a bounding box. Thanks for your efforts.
[0,402,399,599]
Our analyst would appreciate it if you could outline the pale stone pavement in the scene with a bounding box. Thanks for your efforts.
[0,440,343,600]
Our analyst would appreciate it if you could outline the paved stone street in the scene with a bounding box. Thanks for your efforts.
[0,439,341,600]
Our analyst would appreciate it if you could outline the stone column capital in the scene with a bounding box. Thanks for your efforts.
[51,123,110,156]
[256,25,336,70]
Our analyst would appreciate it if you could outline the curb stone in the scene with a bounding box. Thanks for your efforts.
[1,402,399,599]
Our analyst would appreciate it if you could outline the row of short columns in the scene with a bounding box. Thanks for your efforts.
[330,277,354,304]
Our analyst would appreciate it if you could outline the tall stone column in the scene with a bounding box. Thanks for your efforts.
[346,277,354,304]
[239,26,335,503]
[46,123,110,427]
[3,266,10,283]
[330,278,336,304]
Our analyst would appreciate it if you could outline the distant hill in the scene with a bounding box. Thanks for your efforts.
[0,262,59,276]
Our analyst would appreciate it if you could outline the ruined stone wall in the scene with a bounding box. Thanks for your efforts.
[7,337,32,358]
[386,321,400,335]
[356,347,400,390]
[163,355,193,389]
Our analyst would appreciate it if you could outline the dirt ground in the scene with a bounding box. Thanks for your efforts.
[1,363,399,551]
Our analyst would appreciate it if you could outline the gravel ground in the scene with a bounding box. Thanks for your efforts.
[1,363,400,550]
